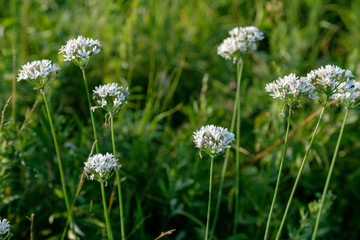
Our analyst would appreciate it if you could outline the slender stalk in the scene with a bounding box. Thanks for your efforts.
[205,156,215,240]
[233,58,243,235]
[264,106,292,240]
[312,108,349,240]
[3,231,11,240]
[42,92,75,236]
[11,45,16,120]
[111,116,126,240]
[59,68,97,239]
[210,59,243,239]
[81,68,99,153]
[275,98,329,240]
[101,182,114,240]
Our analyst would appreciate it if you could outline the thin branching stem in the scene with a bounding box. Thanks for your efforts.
[101,182,114,240]
[205,156,215,240]
[81,68,99,153]
[275,97,329,240]
[264,106,292,240]
[312,107,349,240]
[233,58,243,236]
[111,116,126,240]
[42,92,75,237]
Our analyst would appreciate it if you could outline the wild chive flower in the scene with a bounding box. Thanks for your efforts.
[59,35,101,68]
[306,65,354,97]
[17,60,60,90]
[91,83,129,115]
[84,153,121,182]
[193,125,235,157]
[0,218,10,235]
[331,80,360,108]
[265,73,318,116]
[217,26,264,62]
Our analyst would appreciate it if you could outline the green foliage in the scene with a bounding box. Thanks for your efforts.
[1,0,360,239]
[288,191,336,240]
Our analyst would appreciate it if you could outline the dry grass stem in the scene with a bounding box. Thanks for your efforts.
[1,95,13,130]
[154,229,176,240]
[26,213,35,240]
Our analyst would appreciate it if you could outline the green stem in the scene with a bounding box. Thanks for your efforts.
[111,116,126,240]
[3,231,10,240]
[210,59,243,239]
[101,182,114,240]
[264,106,292,240]
[81,68,99,153]
[233,58,243,236]
[11,46,16,121]
[275,98,329,240]
[60,68,97,239]
[205,156,215,240]
[312,107,349,240]
[42,92,75,236]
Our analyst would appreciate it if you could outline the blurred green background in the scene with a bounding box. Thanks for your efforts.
[1,0,360,239]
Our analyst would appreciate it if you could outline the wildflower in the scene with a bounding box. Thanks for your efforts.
[193,125,235,157]
[84,153,121,182]
[0,218,10,235]
[91,83,129,115]
[217,26,264,62]
[17,60,60,90]
[265,73,318,115]
[306,65,354,97]
[59,35,101,68]
[331,80,360,108]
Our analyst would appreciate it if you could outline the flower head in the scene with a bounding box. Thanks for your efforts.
[17,59,60,90]
[266,73,318,103]
[91,83,129,115]
[265,73,318,117]
[84,153,121,182]
[0,218,10,235]
[193,125,235,157]
[217,26,264,62]
[331,79,360,108]
[59,35,101,68]
[306,65,354,96]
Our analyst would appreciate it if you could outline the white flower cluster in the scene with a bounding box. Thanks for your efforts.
[17,59,60,83]
[217,26,264,62]
[332,80,360,106]
[92,83,129,114]
[266,65,360,114]
[59,35,101,67]
[84,153,121,182]
[265,73,318,101]
[193,125,235,156]
[0,218,10,235]
[306,65,354,95]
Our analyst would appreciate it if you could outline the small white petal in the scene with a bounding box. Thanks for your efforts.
[0,219,10,235]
